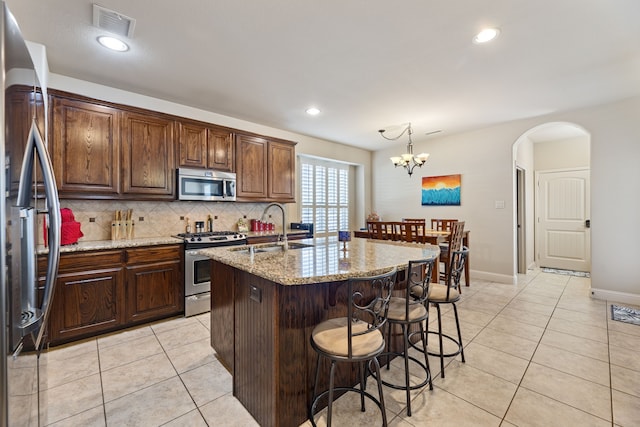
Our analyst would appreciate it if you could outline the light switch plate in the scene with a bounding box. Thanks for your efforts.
[495,200,505,209]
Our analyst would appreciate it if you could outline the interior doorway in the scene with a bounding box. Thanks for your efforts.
[513,122,591,277]
[516,167,526,274]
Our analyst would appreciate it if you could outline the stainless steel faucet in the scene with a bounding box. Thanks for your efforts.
[261,202,287,249]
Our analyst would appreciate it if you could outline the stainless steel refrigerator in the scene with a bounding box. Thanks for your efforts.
[1,2,61,426]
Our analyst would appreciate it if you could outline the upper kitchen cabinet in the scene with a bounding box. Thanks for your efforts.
[5,86,46,193]
[121,111,175,199]
[177,120,235,172]
[51,94,120,198]
[268,139,296,202]
[235,134,296,202]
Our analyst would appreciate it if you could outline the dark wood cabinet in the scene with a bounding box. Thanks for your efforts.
[51,95,120,198]
[236,134,268,199]
[121,111,175,199]
[44,250,125,344]
[40,244,183,345]
[125,246,183,323]
[268,140,296,202]
[178,121,234,172]
[43,89,295,202]
[236,134,296,202]
[5,86,46,193]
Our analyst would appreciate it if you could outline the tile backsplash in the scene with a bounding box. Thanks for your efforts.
[57,200,285,242]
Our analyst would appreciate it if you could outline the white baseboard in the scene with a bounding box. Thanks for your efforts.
[591,288,640,306]
[470,270,516,285]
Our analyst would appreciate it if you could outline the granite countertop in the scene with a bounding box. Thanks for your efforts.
[198,237,440,286]
[37,236,184,255]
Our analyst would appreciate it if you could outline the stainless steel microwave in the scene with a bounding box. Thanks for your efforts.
[177,168,236,201]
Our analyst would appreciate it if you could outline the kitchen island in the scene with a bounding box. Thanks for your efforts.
[199,237,439,427]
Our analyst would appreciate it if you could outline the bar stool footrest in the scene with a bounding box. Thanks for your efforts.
[370,351,432,391]
[426,331,463,358]
[309,387,385,427]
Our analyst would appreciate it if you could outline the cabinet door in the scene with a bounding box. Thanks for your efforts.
[207,127,234,172]
[43,251,125,345]
[268,140,296,201]
[5,87,46,193]
[121,112,175,198]
[125,246,183,323]
[178,121,208,168]
[52,96,120,197]
[48,266,125,344]
[235,134,268,199]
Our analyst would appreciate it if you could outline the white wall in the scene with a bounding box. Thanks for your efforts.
[534,136,590,170]
[373,96,640,305]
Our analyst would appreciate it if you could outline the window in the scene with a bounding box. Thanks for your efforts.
[300,157,349,237]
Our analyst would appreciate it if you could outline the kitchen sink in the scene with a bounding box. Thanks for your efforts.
[231,242,314,254]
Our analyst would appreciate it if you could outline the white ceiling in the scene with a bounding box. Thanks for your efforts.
[6,0,640,150]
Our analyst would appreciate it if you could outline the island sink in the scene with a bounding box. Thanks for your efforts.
[231,242,314,254]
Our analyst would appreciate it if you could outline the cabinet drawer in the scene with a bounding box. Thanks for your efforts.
[125,245,182,264]
[39,250,123,273]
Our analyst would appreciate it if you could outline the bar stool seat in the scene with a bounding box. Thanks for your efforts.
[311,318,385,357]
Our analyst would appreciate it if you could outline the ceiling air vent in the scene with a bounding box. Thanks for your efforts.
[92,4,136,38]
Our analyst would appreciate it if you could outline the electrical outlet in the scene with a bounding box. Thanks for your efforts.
[249,285,262,303]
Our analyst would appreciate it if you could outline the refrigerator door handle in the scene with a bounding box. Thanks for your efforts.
[16,119,61,350]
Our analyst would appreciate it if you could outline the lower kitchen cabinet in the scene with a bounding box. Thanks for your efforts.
[125,246,183,323]
[39,244,183,346]
[45,251,125,344]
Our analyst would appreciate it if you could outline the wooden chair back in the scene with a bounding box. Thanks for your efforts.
[367,221,386,239]
[448,221,465,253]
[400,221,424,243]
[431,218,458,231]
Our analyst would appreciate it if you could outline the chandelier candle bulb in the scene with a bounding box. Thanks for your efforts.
[379,122,430,177]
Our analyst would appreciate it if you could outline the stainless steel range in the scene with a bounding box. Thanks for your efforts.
[175,231,247,316]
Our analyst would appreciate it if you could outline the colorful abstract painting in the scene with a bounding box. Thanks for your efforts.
[421,174,461,206]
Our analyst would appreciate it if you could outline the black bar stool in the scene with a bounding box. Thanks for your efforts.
[309,267,398,427]
[373,258,435,416]
[427,248,469,378]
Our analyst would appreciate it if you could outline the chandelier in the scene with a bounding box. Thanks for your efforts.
[378,122,430,177]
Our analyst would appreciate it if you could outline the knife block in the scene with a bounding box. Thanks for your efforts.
[112,220,134,240]
[111,221,122,240]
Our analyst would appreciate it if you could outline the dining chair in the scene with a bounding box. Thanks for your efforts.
[309,268,398,427]
[367,221,387,239]
[426,247,468,378]
[435,220,464,285]
[399,221,423,243]
[374,258,435,416]
[430,218,457,231]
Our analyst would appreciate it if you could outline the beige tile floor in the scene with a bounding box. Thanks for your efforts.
[40,269,640,426]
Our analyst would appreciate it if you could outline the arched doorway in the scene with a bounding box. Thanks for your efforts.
[512,122,591,277]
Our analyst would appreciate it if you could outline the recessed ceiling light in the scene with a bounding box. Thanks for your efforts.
[97,35,129,52]
[306,107,321,116]
[473,28,500,44]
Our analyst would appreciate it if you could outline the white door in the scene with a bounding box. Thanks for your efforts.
[537,169,591,272]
